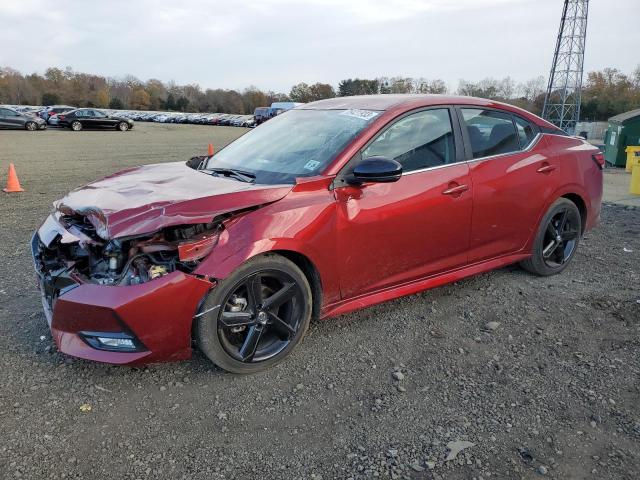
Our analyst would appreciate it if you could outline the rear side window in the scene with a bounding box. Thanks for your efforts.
[514,116,537,148]
[362,108,456,172]
[461,108,520,159]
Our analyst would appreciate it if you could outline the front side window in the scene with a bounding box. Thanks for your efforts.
[206,109,379,184]
[362,109,455,172]
[461,108,520,158]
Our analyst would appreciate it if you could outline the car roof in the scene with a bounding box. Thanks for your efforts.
[302,94,512,111]
[300,94,556,128]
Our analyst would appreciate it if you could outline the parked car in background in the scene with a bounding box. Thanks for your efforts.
[0,107,46,130]
[254,107,273,125]
[31,95,603,373]
[270,101,304,115]
[38,105,76,122]
[58,108,134,131]
[47,106,77,126]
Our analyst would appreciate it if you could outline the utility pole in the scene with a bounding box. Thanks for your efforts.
[542,0,589,134]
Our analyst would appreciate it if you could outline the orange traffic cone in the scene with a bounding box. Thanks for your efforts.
[3,163,24,193]
[208,143,214,156]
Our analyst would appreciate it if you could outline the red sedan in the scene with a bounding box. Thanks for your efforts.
[31,95,603,373]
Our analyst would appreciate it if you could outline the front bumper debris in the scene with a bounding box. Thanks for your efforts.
[31,233,212,365]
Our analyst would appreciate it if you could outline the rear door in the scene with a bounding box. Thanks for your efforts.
[0,108,11,128]
[458,107,560,262]
[5,109,26,128]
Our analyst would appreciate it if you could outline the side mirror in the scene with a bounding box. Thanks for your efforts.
[350,157,402,184]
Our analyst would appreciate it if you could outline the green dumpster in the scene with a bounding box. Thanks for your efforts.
[603,108,640,167]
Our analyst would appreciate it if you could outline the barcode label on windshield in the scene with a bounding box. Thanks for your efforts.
[340,109,380,121]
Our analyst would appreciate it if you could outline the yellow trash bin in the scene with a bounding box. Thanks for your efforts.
[631,164,640,195]
[625,146,640,173]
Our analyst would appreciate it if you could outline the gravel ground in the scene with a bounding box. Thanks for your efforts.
[0,123,639,479]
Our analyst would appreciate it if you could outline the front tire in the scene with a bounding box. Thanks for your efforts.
[520,198,581,276]
[195,254,312,374]
[117,122,129,131]
[25,122,37,131]
[71,121,82,131]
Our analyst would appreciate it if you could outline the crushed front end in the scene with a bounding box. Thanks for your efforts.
[31,212,215,364]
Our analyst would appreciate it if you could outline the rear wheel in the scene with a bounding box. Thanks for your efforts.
[195,254,312,374]
[520,198,581,276]
[117,122,129,131]
[25,122,37,131]
[71,121,82,131]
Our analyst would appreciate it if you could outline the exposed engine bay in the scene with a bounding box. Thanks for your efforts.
[35,213,222,287]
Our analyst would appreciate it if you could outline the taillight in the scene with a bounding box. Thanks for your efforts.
[592,152,605,170]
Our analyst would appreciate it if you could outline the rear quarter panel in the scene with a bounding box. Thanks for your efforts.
[525,134,603,250]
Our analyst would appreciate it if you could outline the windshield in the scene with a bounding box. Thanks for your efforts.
[205,109,380,184]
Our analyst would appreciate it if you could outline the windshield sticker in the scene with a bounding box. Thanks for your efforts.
[339,109,380,121]
[303,160,321,171]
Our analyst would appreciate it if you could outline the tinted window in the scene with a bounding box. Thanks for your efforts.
[362,109,455,172]
[461,109,519,158]
[514,116,536,148]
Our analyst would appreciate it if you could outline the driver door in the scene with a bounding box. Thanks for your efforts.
[334,107,473,299]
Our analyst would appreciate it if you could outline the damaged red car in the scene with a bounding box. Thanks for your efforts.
[31,95,603,373]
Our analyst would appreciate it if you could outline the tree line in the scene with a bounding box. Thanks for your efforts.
[1,65,638,121]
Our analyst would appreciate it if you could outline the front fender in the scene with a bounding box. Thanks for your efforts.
[193,200,341,306]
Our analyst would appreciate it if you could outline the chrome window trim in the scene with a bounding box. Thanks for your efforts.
[402,162,461,176]
[402,132,543,176]
[464,132,543,165]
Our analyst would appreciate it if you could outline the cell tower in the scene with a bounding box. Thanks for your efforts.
[542,0,589,134]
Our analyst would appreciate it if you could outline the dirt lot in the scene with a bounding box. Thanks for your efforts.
[0,123,638,479]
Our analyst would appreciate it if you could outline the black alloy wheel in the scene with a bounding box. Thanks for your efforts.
[218,270,302,362]
[520,198,582,276]
[541,207,580,268]
[195,254,312,373]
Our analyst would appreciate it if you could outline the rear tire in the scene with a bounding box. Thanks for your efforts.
[520,198,581,276]
[71,121,82,131]
[195,254,312,374]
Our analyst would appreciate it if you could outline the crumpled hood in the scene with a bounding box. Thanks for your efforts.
[54,161,293,239]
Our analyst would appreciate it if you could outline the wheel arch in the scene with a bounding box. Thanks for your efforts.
[561,192,587,234]
[195,238,334,320]
[524,186,590,253]
[271,249,323,321]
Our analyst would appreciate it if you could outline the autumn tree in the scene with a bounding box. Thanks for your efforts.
[42,92,60,105]
[130,88,151,110]
[95,87,110,108]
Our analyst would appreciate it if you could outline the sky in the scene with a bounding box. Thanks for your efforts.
[0,0,638,93]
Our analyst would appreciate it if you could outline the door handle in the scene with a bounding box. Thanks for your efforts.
[442,183,469,196]
[537,163,556,174]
